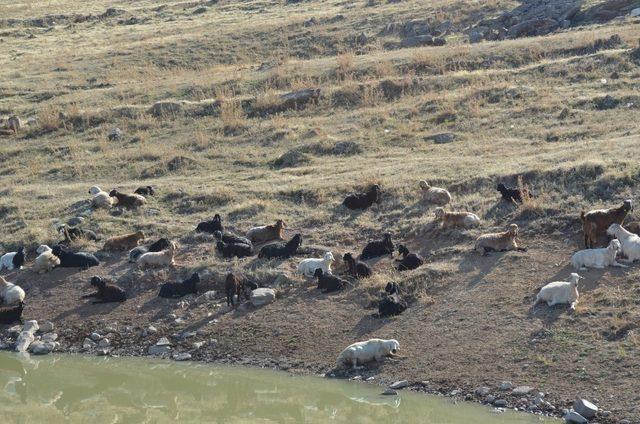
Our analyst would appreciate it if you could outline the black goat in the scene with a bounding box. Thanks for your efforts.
[378,294,407,318]
[58,225,100,243]
[196,214,223,233]
[396,245,424,271]
[82,277,126,303]
[134,185,155,196]
[216,240,252,258]
[52,246,99,269]
[258,234,302,259]
[0,302,23,325]
[159,272,200,298]
[496,183,533,204]
[12,247,25,270]
[343,252,372,278]
[314,269,347,293]
[213,230,252,247]
[342,184,381,210]
[360,233,394,260]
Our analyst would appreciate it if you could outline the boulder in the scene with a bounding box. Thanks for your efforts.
[98,338,110,348]
[499,381,513,391]
[475,387,491,396]
[573,399,598,419]
[250,288,276,307]
[41,333,58,342]
[512,386,534,395]
[39,321,54,333]
[426,132,456,144]
[148,345,171,356]
[83,338,97,349]
[15,331,35,352]
[173,352,192,361]
[23,320,39,334]
[29,341,56,355]
[564,411,588,424]
[631,7,640,16]
[389,380,409,389]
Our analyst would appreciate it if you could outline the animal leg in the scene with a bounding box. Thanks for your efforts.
[613,261,628,268]
[81,292,98,299]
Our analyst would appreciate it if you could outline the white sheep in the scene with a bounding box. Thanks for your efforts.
[33,245,60,274]
[434,207,480,229]
[89,185,116,208]
[535,273,582,310]
[336,338,401,369]
[607,224,640,263]
[0,276,25,305]
[419,180,451,206]
[297,252,335,277]
[570,239,626,270]
[137,242,176,268]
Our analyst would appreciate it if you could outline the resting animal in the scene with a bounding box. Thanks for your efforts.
[225,273,250,307]
[159,272,200,298]
[109,189,146,209]
[625,221,640,236]
[396,245,424,271]
[343,253,372,278]
[33,245,60,274]
[314,268,347,293]
[82,276,126,303]
[57,224,100,243]
[474,224,525,255]
[216,240,252,258]
[360,233,394,260]
[128,238,171,263]
[378,293,407,317]
[89,186,116,208]
[0,276,25,306]
[196,214,223,234]
[607,224,640,262]
[298,252,334,277]
[419,180,451,206]
[51,245,100,269]
[534,273,582,310]
[342,184,381,210]
[137,242,176,268]
[434,207,480,229]
[246,219,286,244]
[213,230,252,247]
[258,234,302,259]
[581,200,632,248]
[0,302,23,325]
[571,239,626,270]
[103,231,145,251]
[336,338,401,370]
[134,185,155,196]
[496,182,533,204]
[0,247,25,271]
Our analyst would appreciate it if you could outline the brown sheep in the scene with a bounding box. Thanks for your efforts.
[225,273,255,307]
[103,231,145,251]
[434,207,480,229]
[109,189,146,209]
[581,200,632,248]
[475,224,526,255]
[246,219,286,244]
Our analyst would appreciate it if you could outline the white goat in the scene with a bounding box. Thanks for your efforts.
[535,273,582,310]
[336,338,401,369]
[419,180,451,206]
[607,224,640,263]
[0,276,25,306]
[89,185,115,208]
[137,242,176,268]
[33,245,60,274]
[297,252,335,277]
[570,239,626,270]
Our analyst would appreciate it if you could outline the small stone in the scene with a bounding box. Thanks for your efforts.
[96,348,110,356]
[564,411,588,424]
[192,341,206,349]
[98,338,110,348]
[174,318,185,324]
[29,341,56,355]
[148,345,171,356]
[39,321,54,333]
[90,332,102,341]
[23,320,39,334]
[196,291,217,303]
[83,338,97,349]
[573,399,598,419]
[15,332,35,352]
[381,389,398,395]
[167,314,177,319]
[173,352,192,361]
[450,389,462,396]
[427,132,456,144]
[66,217,85,226]
[475,387,491,396]
[485,395,496,404]
[108,128,123,141]
[145,208,160,216]
[513,386,534,396]
[389,380,409,390]
[41,333,58,342]
[147,325,158,334]
[493,399,508,407]
[156,337,171,346]
[499,381,513,391]
[601,411,611,417]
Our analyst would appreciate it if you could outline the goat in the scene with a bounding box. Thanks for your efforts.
[196,214,223,234]
[396,245,424,271]
[51,245,99,269]
[607,224,640,262]
[336,339,401,370]
[534,273,582,310]
[571,239,626,270]
[216,240,253,258]
[109,189,146,209]
[159,273,200,298]
[474,224,526,255]
[496,182,533,204]
[33,245,60,274]
[360,233,394,260]
[0,276,25,306]
[89,186,116,208]
[103,231,145,251]
[0,247,25,271]
[82,276,126,303]
[314,268,347,293]
[581,200,632,248]
[134,186,155,196]
[57,224,100,243]
[343,253,372,278]
[258,234,302,259]
[128,237,172,263]
[434,207,480,229]
[213,230,252,247]
[225,273,249,307]
[298,252,334,277]
[343,184,381,210]
[246,219,286,244]
[137,242,176,268]
[419,181,451,206]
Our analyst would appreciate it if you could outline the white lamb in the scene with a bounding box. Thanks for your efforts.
[607,224,640,263]
[336,338,401,369]
[297,252,335,277]
[33,245,60,274]
[570,239,626,270]
[0,276,25,306]
[535,273,582,310]
[89,185,115,208]
[137,242,176,268]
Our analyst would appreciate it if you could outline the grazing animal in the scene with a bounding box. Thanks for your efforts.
[581,200,632,248]
[607,224,640,263]
[89,186,116,208]
[82,276,126,303]
[342,184,381,210]
[571,239,626,270]
[336,338,401,370]
[496,182,533,204]
[360,233,394,260]
[33,245,60,274]
[108,189,146,209]
[216,240,253,258]
[213,230,252,247]
[343,253,372,278]
[137,242,176,268]
[258,234,302,259]
[0,276,25,306]
[159,272,200,298]
[196,214,223,234]
[246,219,286,244]
[134,186,155,196]
[103,231,145,251]
[225,273,248,307]
[419,181,451,206]
[434,207,480,229]
[51,245,100,269]
[474,224,525,255]
[535,273,582,310]
[0,247,25,271]
[396,245,424,271]
[298,252,334,277]
[128,238,172,263]
[57,224,100,243]
[0,302,23,325]
[314,268,347,293]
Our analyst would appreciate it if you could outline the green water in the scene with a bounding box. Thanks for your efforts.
[0,352,555,423]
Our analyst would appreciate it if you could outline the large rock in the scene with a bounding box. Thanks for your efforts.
[631,7,640,16]
[250,288,276,307]
[41,333,58,342]
[564,411,588,424]
[39,321,54,333]
[573,399,598,419]
[389,380,409,389]
[512,386,534,395]
[148,345,172,356]
[83,338,97,349]
[29,341,56,355]
[173,352,192,361]
[272,150,310,169]
[23,320,39,334]
[15,332,35,352]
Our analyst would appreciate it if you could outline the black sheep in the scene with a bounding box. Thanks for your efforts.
[258,234,302,259]
[134,185,155,196]
[196,214,223,233]
[82,276,126,303]
[213,230,252,247]
[12,247,25,270]
[378,294,407,317]
[52,246,99,269]
[159,272,200,298]
[496,183,533,204]
[342,184,381,210]
[396,245,424,271]
[216,240,252,258]
[0,302,23,325]
[314,269,347,293]
[360,233,394,260]
[343,252,372,278]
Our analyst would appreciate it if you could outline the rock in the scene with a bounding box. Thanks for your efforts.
[149,101,182,117]
[90,332,102,341]
[250,288,276,307]
[594,95,619,110]
[389,380,409,389]
[23,320,39,334]
[173,352,192,361]
[631,7,640,16]
[573,399,598,419]
[39,321,54,333]
[400,35,434,48]
[98,338,110,348]
[499,381,513,391]
[193,6,208,14]
[192,341,206,349]
[469,27,487,43]
[512,386,534,396]
[41,333,58,342]
[107,128,123,141]
[272,149,310,169]
[450,389,462,396]
[493,399,508,407]
[148,345,171,356]
[147,325,158,334]
[332,141,362,156]
[96,348,110,356]
[475,387,491,396]
[564,411,588,424]
[145,208,160,216]
[83,338,97,349]
[426,132,456,144]
[156,337,171,346]
[381,389,398,396]
[29,341,56,355]
[303,17,318,27]
[485,395,496,404]
[196,291,217,303]
[15,331,35,352]
[7,325,22,337]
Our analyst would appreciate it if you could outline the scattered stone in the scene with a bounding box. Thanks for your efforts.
[15,332,35,352]
[39,321,54,333]
[573,399,598,419]
[512,386,534,396]
[96,348,110,356]
[8,325,22,337]
[107,128,123,141]
[250,288,276,307]
[425,132,456,144]
[332,141,362,156]
[196,291,217,303]
[148,345,171,356]
[389,380,409,389]
[475,387,491,396]
[450,389,462,396]
[594,95,619,110]
[493,399,508,407]
[564,410,588,424]
[499,381,513,391]
[381,389,398,396]
[98,338,110,348]
[631,7,640,17]
[193,6,208,14]
[41,333,58,342]
[272,149,310,169]
[156,337,171,346]
[192,341,206,349]
[23,320,39,334]
[173,352,192,361]
[29,341,56,355]
[83,338,97,349]
[147,325,158,334]
[485,395,496,404]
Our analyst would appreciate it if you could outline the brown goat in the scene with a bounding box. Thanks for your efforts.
[581,200,632,248]
[109,189,146,209]
[225,273,244,307]
[625,221,640,236]
[103,231,145,251]
[246,219,286,244]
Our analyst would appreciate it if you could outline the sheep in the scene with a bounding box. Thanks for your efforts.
[134,186,155,196]
[108,189,146,209]
[314,268,347,293]
[474,224,526,255]
[213,230,252,247]
[128,238,171,263]
[434,207,480,229]
[342,184,381,210]
[159,272,200,298]
[196,214,223,234]
[396,245,424,271]
[51,245,100,269]
[258,234,302,259]
[607,224,640,262]
[360,233,394,260]
[88,186,115,208]
[378,293,407,317]
[103,231,145,251]
[0,247,25,271]
[534,273,582,310]
[419,180,451,206]
[0,276,25,306]
[136,242,176,268]
[571,239,626,270]
[343,253,372,278]
[581,200,632,248]
[246,219,286,244]
[82,276,126,303]
[225,273,249,307]
[57,224,100,243]
[625,221,640,236]
[33,245,60,274]
[496,182,533,204]
[336,338,401,370]
[216,240,253,259]
[0,302,23,325]
[298,252,334,277]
